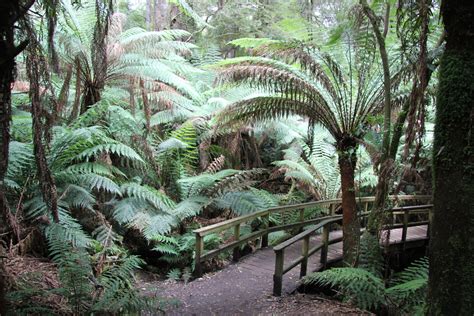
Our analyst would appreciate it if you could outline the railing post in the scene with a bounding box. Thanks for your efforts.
[427,207,433,238]
[194,233,203,277]
[262,214,269,248]
[300,235,310,278]
[233,223,241,261]
[320,224,329,268]
[402,209,409,246]
[273,249,284,296]
[298,208,305,233]
[363,202,369,227]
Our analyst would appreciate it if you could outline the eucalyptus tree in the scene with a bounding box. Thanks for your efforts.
[215,35,403,265]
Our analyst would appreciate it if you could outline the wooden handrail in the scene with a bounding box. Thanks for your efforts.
[273,216,342,251]
[194,195,431,236]
[272,204,433,296]
[193,195,431,277]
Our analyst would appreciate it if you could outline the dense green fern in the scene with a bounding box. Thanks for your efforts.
[303,267,386,310]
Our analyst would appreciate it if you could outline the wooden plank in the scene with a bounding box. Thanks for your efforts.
[233,224,241,261]
[273,250,284,296]
[320,225,329,267]
[261,213,269,248]
[300,235,310,277]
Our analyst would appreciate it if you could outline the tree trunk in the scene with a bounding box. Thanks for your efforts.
[69,58,82,122]
[80,0,112,114]
[140,79,151,134]
[56,64,73,121]
[128,78,135,116]
[26,50,60,224]
[427,0,474,314]
[81,81,101,114]
[146,0,152,30]
[0,0,29,243]
[337,140,360,266]
[154,0,169,31]
[361,0,392,234]
[46,0,60,74]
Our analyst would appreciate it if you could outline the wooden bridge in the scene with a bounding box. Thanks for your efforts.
[193,195,432,296]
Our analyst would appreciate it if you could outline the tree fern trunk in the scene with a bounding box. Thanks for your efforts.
[46,0,60,74]
[70,58,82,121]
[26,51,60,224]
[140,79,151,134]
[427,0,474,313]
[56,64,73,121]
[338,143,360,266]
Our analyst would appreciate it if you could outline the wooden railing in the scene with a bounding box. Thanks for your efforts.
[193,195,431,277]
[272,203,433,296]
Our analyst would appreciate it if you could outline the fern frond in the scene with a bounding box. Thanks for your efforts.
[303,268,385,310]
[120,182,175,211]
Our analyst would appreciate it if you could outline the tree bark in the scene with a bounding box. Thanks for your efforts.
[0,0,29,243]
[140,79,151,134]
[427,0,474,314]
[69,58,82,122]
[56,64,73,121]
[146,0,152,30]
[154,0,169,31]
[128,78,136,116]
[361,0,393,234]
[81,0,113,114]
[27,52,60,224]
[46,0,60,73]
[337,138,360,266]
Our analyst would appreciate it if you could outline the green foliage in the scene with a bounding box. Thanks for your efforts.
[152,232,222,271]
[3,1,440,314]
[303,257,430,313]
[304,267,386,310]
[8,224,153,314]
[170,121,199,171]
[358,232,384,277]
[386,257,429,313]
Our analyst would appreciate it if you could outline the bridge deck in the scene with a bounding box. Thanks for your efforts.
[150,225,428,315]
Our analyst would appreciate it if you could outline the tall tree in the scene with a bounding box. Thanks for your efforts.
[0,1,34,311]
[359,0,393,233]
[427,0,474,314]
[216,38,405,265]
[23,14,61,223]
[0,0,32,241]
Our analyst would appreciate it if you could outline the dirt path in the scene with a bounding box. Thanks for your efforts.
[139,265,370,315]
[139,232,350,315]
[139,226,427,315]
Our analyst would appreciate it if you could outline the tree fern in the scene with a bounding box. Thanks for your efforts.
[386,257,429,312]
[303,257,430,312]
[303,268,386,310]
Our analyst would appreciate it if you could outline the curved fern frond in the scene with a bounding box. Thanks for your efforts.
[303,268,386,310]
[120,182,175,211]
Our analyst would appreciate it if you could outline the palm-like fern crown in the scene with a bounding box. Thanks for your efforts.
[57,0,202,103]
[216,33,403,144]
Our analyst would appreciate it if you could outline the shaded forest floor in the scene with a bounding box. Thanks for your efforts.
[138,269,370,315]
[4,254,369,315]
[137,234,370,315]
